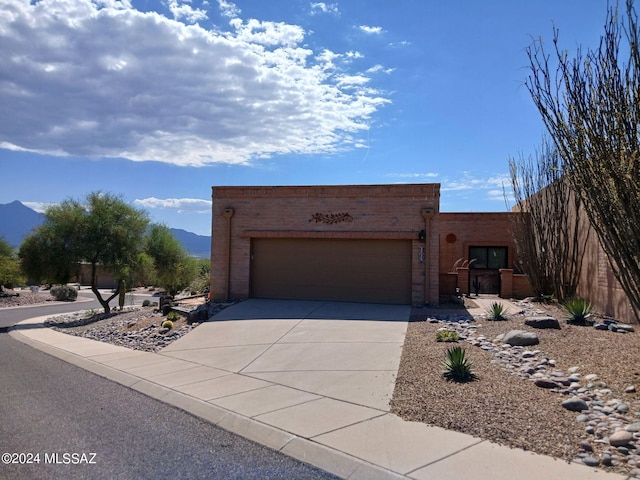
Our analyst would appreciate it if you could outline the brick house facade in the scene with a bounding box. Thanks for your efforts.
[439,213,534,300]
[210,184,440,305]
[210,183,537,305]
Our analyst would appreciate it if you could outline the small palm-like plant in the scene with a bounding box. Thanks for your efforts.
[486,301,508,320]
[442,346,477,382]
[563,297,593,325]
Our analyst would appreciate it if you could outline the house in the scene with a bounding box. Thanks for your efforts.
[210,183,532,305]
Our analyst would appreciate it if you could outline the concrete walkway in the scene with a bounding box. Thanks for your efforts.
[9,299,627,480]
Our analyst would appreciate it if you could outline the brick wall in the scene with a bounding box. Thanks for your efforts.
[438,212,533,299]
[577,221,636,323]
[210,184,440,304]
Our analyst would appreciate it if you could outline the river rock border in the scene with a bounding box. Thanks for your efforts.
[429,309,640,476]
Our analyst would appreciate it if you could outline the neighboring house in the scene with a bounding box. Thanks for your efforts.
[74,262,118,289]
[210,183,532,306]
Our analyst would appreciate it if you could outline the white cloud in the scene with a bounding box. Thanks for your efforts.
[168,0,208,23]
[366,64,394,74]
[229,18,305,47]
[335,74,370,87]
[386,172,439,179]
[134,197,212,214]
[359,25,383,34]
[310,2,338,15]
[22,201,56,213]
[0,0,389,167]
[441,172,512,202]
[217,0,240,18]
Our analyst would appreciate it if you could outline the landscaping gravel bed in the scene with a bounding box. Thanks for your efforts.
[0,291,51,308]
[45,301,237,353]
[391,298,640,477]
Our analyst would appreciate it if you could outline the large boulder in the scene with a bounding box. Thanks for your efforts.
[524,316,560,329]
[503,330,539,346]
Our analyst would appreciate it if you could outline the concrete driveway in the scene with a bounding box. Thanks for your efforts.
[161,299,411,411]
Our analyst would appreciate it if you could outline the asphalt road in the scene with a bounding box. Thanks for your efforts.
[0,297,338,480]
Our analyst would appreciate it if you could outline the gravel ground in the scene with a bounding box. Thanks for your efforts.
[391,299,640,476]
[44,301,237,352]
[0,291,51,308]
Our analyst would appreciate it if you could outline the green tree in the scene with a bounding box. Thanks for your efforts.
[0,237,24,292]
[20,201,85,285]
[526,0,640,321]
[145,224,198,296]
[19,192,149,313]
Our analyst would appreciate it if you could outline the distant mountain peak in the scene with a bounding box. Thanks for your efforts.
[0,201,210,257]
[0,201,44,247]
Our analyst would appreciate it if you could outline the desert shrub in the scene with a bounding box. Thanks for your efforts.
[167,311,180,322]
[442,346,477,382]
[563,297,593,325]
[435,330,459,342]
[50,284,78,301]
[161,320,173,330]
[142,299,151,307]
[486,301,508,321]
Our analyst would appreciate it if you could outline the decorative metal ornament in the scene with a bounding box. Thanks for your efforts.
[309,212,354,224]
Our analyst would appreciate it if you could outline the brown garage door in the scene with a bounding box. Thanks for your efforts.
[250,238,412,304]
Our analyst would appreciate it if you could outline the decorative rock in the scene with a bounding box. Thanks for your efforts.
[524,316,561,329]
[610,431,634,447]
[562,397,589,412]
[626,422,640,433]
[503,330,539,346]
[535,378,562,389]
[617,403,630,413]
[583,456,600,467]
[553,377,571,386]
[584,374,599,382]
[579,440,593,451]
[625,385,637,394]
[601,453,613,466]
[576,414,590,423]
[617,324,635,333]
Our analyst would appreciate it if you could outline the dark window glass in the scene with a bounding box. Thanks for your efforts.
[469,246,507,270]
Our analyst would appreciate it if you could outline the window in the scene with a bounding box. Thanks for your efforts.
[469,246,507,270]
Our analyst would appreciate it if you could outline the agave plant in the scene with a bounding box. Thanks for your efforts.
[563,297,593,325]
[486,301,509,321]
[442,346,477,382]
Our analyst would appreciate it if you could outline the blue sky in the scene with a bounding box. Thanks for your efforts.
[0,0,609,235]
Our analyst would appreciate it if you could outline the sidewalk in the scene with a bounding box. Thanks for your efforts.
[9,299,628,480]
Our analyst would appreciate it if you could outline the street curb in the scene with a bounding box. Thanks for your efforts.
[0,294,95,311]
[8,323,407,480]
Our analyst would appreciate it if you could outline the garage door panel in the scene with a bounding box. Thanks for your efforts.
[250,239,411,304]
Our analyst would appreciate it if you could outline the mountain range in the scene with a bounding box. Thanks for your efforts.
[0,201,211,258]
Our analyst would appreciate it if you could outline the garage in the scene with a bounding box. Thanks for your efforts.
[250,238,412,304]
